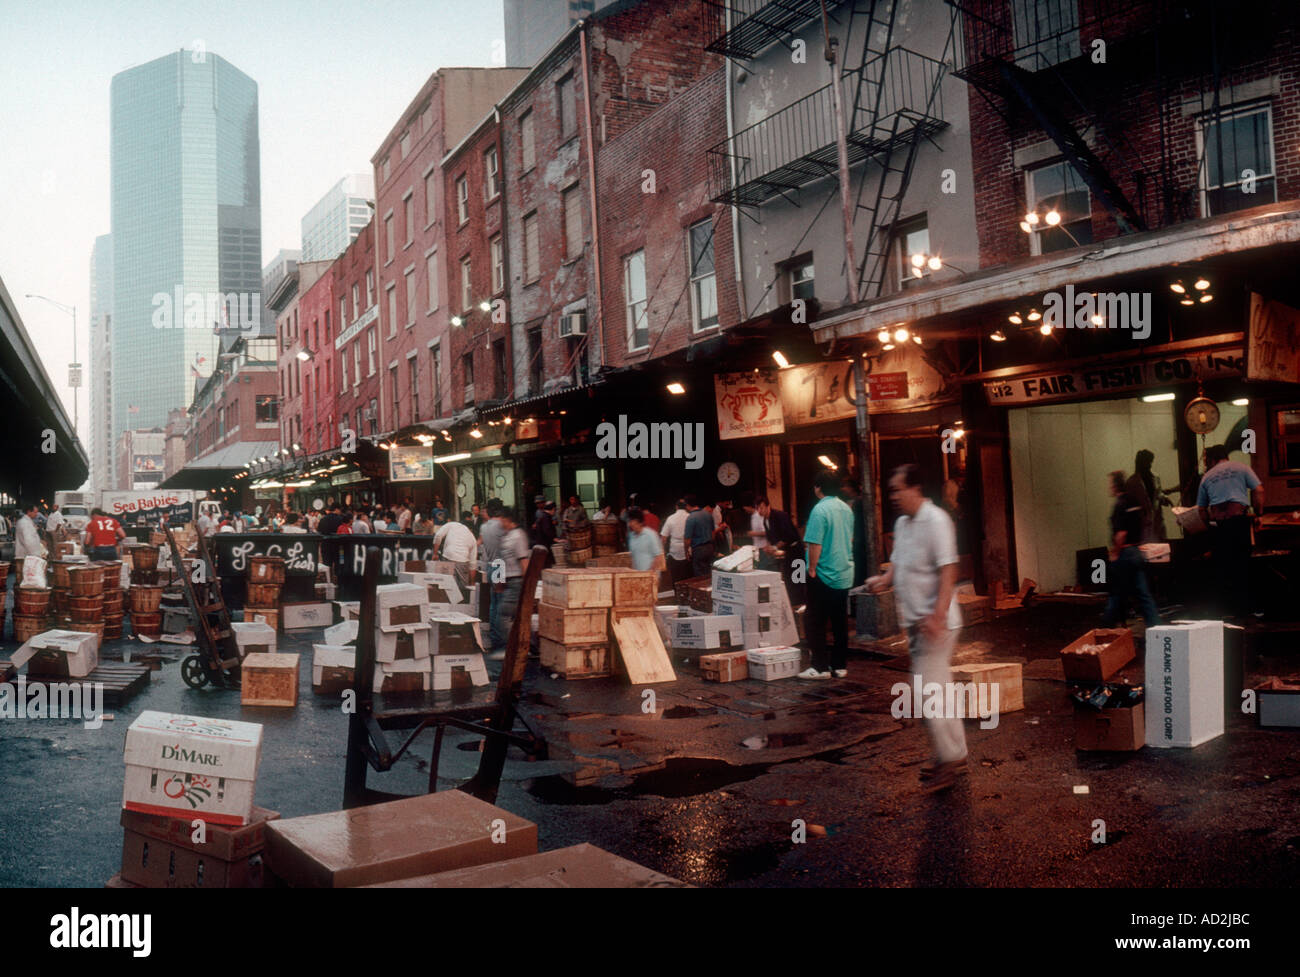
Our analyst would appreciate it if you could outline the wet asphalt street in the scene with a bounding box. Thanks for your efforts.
[2,599,1299,888]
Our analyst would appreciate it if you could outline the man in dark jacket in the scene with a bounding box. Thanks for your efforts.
[533,499,559,567]
[757,496,805,605]
[1101,470,1160,628]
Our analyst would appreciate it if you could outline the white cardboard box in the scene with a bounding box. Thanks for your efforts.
[282,601,334,631]
[375,626,434,662]
[312,644,356,686]
[231,621,277,656]
[324,620,358,646]
[667,615,745,651]
[376,583,432,632]
[335,601,361,621]
[398,571,463,604]
[713,546,756,573]
[653,605,682,641]
[711,569,783,607]
[1145,622,1225,748]
[430,613,485,655]
[432,653,490,690]
[373,658,432,693]
[747,646,802,681]
[26,629,99,678]
[122,711,263,826]
[712,597,798,648]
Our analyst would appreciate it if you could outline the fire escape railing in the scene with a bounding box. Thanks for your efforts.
[708,46,948,208]
[700,0,827,60]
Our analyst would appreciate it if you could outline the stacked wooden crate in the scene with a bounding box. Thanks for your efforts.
[244,556,285,631]
[539,569,612,679]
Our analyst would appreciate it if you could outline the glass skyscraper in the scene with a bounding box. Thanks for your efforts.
[109,50,261,448]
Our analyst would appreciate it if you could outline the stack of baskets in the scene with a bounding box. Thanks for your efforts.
[245,556,285,631]
[592,520,620,557]
[100,560,126,640]
[68,564,106,643]
[565,525,592,566]
[13,577,51,643]
[127,545,163,638]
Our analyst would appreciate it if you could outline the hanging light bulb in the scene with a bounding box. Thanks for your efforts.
[1169,282,1186,294]
[1024,212,1040,226]
[1199,293,1213,303]
[910,254,925,268]
[1019,220,1033,233]
[912,334,922,344]
[1180,297,1195,306]
[990,329,1007,342]
[1039,323,1053,335]
[927,256,942,271]
[912,266,924,278]
[1044,210,1061,226]
[877,329,891,344]
[1008,313,1023,325]
[882,343,895,351]
[1194,278,1210,291]
[1027,309,1041,322]
[893,326,909,343]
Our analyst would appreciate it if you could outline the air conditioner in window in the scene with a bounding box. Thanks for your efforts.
[559,311,587,337]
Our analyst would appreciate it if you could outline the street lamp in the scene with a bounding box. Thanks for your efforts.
[26,294,79,432]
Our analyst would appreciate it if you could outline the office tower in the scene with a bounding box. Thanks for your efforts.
[301,175,373,262]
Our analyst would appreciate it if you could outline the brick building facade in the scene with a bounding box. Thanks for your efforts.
[333,219,381,442]
[296,264,337,456]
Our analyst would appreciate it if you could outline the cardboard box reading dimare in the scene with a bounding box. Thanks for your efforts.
[264,790,537,887]
[122,711,264,826]
[1144,622,1225,748]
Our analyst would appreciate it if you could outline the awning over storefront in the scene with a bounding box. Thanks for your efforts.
[159,440,279,490]
[811,202,1300,343]
[476,377,605,416]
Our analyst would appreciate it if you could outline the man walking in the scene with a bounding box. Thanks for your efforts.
[626,507,666,573]
[15,504,43,560]
[1101,470,1160,629]
[659,498,690,583]
[480,498,505,622]
[683,494,715,577]
[434,516,479,591]
[799,473,854,682]
[487,507,531,661]
[1197,443,1263,621]
[867,464,966,791]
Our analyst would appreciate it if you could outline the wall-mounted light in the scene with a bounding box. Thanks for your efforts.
[1141,392,1176,403]
[1039,323,1053,336]
[1232,398,1249,407]
[772,351,789,368]
[666,382,686,395]
[296,349,314,362]
[469,428,483,439]
[990,329,1007,342]
[817,455,838,470]
[450,315,463,326]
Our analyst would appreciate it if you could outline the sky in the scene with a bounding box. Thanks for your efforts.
[0,0,506,444]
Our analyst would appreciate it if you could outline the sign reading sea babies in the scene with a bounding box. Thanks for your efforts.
[715,369,785,440]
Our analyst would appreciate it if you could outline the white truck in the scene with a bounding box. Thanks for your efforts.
[53,491,94,532]
[99,490,217,529]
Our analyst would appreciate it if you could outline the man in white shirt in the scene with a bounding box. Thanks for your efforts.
[434,518,478,589]
[45,505,66,537]
[15,504,43,559]
[397,500,413,532]
[659,499,689,582]
[197,510,218,538]
[487,507,531,661]
[868,463,965,791]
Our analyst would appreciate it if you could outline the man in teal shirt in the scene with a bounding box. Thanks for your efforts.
[799,471,855,679]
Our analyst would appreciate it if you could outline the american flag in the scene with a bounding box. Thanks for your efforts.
[128,405,139,414]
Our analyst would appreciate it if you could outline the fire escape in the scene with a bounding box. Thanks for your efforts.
[705,0,953,299]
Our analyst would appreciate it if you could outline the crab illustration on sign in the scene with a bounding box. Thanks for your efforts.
[715,369,785,440]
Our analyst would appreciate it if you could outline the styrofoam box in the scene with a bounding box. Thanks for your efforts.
[713,597,798,648]
[747,646,802,681]
[432,653,490,691]
[312,644,356,685]
[373,658,432,692]
[122,711,263,826]
[283,601,333,630]
[376,583,432,633]
[324,620,358,646]
[711,569,783,607]
[335,601,361,621]
[231,621,276,655]
[713,546,756,573]
[430,613,484,655]
[653,605,682,641]
[667,615,745,651]
[28,629,99,678]
[376,626,433,663]
[1145,622,1225,748]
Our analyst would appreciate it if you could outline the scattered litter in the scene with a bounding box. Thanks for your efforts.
[101,713,115,722]
[741,735,767,750]
[1025,718,1040,725]
[560,693,570,699]
[1073,785,1090,795]
[807,824,828,838]
[159,631,196,645]
[767,798,803,807]
[135,635,156,644]
[550,672,558,679]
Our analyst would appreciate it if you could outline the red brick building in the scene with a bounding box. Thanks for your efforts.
[332,219,381,443]
[295,264,338,456]
[275,259,330,460]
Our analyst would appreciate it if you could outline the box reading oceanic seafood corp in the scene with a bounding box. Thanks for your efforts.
[122,711,264,826]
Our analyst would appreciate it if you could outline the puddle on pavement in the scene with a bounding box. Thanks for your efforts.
[525,756,771,805]
[662,705,718,719]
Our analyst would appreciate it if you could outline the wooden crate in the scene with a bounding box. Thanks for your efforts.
[610,614,676,684]
[1060,628,1135,682]
[585,552,632,569]
[539,638,611,679]
[541,568,612,609]
[246,608,280,632]
[607,568,658,608]
[950,661,1024,713]
[538,602,607,644]
[956,593,992,627]
[699,649,750,683]
[246,582,282,607]
[241,652,299,707]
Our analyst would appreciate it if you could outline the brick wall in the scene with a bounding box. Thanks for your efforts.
[296,269,337,454]
[332,220,381,442]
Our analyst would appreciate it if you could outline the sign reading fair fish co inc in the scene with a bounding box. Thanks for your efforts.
[983,347,1244,405]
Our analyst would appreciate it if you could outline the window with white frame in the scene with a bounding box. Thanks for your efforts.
[426,250,439,311]
[399,130,411,159]
[384,215,394,263]
[353,341,361,389]
[430,341,443,416]
[367,328,377,376]
[563,185,582,260]
[520,110,536,172]
[490,235,504,294]
[1199,102,1276,217]
[404,269,416,327]
[485,147,500,200]
[460,257,472,311]
[386,284,397,338]
[340,298,347,330]
[523,212,540,282]
[1025,160,1093,254]
[365,270,374,307]
[425,170,437,225]
[390,366,400,426]
[557,73,576,139]
[341,347,348,390]
[688,219,718,330]
[409,355,420,421]
[404,195,414,245]
[624,250,648,350]
[456,175,469,224]
[351,283,359,318]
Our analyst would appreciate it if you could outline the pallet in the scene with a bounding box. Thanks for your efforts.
[2,660,151,707]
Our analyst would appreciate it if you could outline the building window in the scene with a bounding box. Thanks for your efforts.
[493,339,507,400]
[528,326,542,395]
[624,250,648,350]
[462,352,475,404]
[892,217,931,290]
[367,327,377,376]
[404,269,416,327]
[520,110,535,172]
[404,195,414,245]
[341,348,348,390]
[352,283,359,318]
[367,398,378,435]
[485,146,500,200]
[324,310,330,343]
[563,185,582,260]
[390,366,400,426]
[254,395,277,424]
[1199,103,1275,217]
[557,73,576,139]
[456,175,469,224]
[353,342,361,389]
[523,211,540,283]
[1011,0,1080,69]
[384,215,394,263]
[386,284,397,338]
[431,342,443,417]
[460,257,473,311]
[365,270,374,307]
[426,250,439,311]
[399,130,411,159]
[688,219,719,330]
[490,235,504,294]
[1025,161,1093,254]
[784,255,815,303]
[381,156,390,183]
[409,356,420,420]
[340,298,347,330]
[425,169,438,226]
